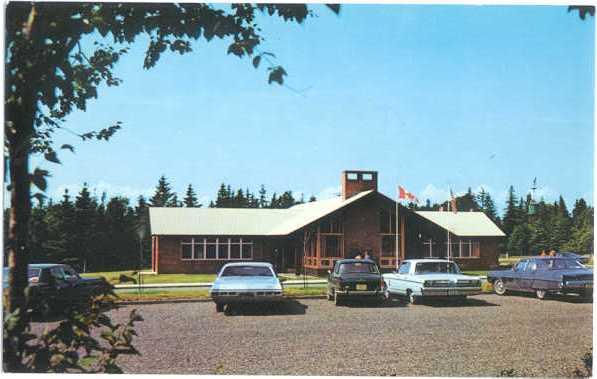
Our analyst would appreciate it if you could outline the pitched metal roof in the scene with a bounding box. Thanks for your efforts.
[415,211,505,237]
[149,190,374,236]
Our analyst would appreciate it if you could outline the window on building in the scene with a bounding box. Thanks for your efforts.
[230,239,241,259]
[362,173,373,181]
[422,239,435,258]
[320,216,343,234]
[381,235,396,257]
[347,172,358,180]
[180,237,253,261]
[181,240,193,260]
[379,209,396,234]
[218,238,229,259]
[323,235,342,257]
[241,239,253,259]
[206,242,217,259]
[193,239,205,259]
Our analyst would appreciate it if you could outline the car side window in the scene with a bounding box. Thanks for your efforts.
[527,262,537,272]
[334,262,340,275]
[514,260,528,272]
[50,267,66,281]
[63,265,79,279]
[398,262,410,275]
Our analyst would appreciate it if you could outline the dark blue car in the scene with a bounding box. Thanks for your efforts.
[3,264,109,317]
[487,257,593,300]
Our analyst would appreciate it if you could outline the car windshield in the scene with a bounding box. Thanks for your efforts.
[221,266,273,277]
[338,262,379,274]
[3,267,42,286]
[28,268,41,279]
[545,259,585,270]
[414,262,460,274]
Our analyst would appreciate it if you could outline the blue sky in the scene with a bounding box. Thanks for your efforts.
[29,4,594,214]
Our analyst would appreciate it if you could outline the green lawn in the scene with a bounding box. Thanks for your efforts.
[82,270,321,285]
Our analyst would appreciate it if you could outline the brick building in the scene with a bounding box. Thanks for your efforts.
[149,170,505,275]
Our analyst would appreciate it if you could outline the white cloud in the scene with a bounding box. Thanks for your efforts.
[316,185,341,201]
[418,184,450,204]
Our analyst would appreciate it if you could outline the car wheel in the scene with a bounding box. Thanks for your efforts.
[215,303,224,312]
[536,289,547,300]
[334,291,343,306]
[39,299,53,318]
[407,291,418,305]
[493,279,507,296]
[383,288,392,301]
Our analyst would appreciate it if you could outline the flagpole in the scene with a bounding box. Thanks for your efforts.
[395,187,399,271]
[447,194,451,261]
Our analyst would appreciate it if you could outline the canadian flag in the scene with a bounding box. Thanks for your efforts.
[398,186,418,203]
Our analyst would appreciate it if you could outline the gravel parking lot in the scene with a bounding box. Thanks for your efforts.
[35,294,593,376]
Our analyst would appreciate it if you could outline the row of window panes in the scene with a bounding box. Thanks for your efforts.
[181,238,253,260]
[422,240,477,258]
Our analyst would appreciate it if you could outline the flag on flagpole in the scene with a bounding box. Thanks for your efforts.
[449,189,457,214]
[398,186,419,203]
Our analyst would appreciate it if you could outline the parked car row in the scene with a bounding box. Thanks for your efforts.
[4,256,592,318]
[209,256,593,312]
[210,254,593,312]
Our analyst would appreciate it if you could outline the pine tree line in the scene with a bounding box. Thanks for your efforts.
[409,186,593,256]
[7,178,592,272]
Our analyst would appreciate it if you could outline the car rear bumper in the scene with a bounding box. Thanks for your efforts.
[421,287,483,297]
[335,290,383,297]
[211,291,283,304]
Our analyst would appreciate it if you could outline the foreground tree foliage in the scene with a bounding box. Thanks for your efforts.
[5,2,338,371]
[3,284,143,373]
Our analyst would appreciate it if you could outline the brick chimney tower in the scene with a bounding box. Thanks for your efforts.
[341,170,378,199]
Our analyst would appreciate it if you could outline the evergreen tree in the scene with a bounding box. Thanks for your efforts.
[74,184,98,272]
[28,198,48,264]
[563,198,593,255]
[258,185,268,208]
[183,184,200,207]
[103,197,138,270]
[477,188,498,222]
[215,183,229,208]
[502,185,520,236]
[309,195,317,203]
[270,193,278,209]
[149,175,176,207]
[43,189,77,265]
[167,193,181,207]
[508,224,531,256]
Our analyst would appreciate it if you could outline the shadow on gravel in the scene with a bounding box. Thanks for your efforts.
[223,300,308,316]
[340,298,408,308]
[414,297,499,308]
[507,291,593,304]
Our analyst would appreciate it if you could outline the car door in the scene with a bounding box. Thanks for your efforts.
[328,262,341,292]
[388,262,410,295]
[49,266,74,303]
[519,260,536,291]
[509,260,528,291]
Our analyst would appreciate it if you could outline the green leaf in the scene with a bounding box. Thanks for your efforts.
[60,144,75,153]
[30,168,49,192]
[44,150,61,164]
[252,55,261,68]
[268,66,287,85]
[326,4,341,14]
